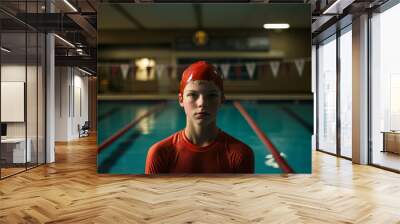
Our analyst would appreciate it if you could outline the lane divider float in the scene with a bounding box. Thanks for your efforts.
[233,101,295,173]
[98,102,167,153]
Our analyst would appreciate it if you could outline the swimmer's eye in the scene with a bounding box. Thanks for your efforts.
[208,93,218,98]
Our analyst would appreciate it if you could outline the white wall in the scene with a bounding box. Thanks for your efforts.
[1,65,32,138]
[1,65,26,81]
[1,66,26,127]
[55,67,89,141]
[55,67,69,141]
[1,64,46,164]
[72,72,89,138]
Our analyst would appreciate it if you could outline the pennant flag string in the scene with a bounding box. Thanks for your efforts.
[100,58,309,80]
[98,57,310,68]
[245,63,256,79]
[294,59,305,77]
[270,61,280,78]
[120,64,130,80]
[220,64,230,80]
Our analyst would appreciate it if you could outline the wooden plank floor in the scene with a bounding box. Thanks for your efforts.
[1,134,399,223]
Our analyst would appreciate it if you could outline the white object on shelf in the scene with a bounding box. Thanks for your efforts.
[1,138,31,163]
[1,82,25,122]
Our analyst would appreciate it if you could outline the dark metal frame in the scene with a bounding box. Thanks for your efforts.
[336,27,341,157]
[36,1,39,169]
[44,0,47,165]
[315,44,319,152]
[25,1,28,172]
[0,0,47,180]
[0,18,2,179]
[367,11,373,166]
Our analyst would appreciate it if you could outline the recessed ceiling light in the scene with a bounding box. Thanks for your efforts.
[263,23,290,29]
[1,47,11,53]
[78,67,92,76]
[54,34,75,48]
[323,0,348,14]
[63,0,78,12]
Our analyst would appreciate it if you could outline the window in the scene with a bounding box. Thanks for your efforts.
[339,27,352,158]
[371,2,400,171]
[317,35,337,154]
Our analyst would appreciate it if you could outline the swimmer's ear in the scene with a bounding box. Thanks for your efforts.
[220,90,225,104]
[178,93,184,107]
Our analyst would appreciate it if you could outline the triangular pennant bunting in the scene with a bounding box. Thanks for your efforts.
[155,64,165,79]
[120,64,130,80]
[270,61,280,78]
[109,60,309,81]
[245,63,256,79]
[220,64,230,80]
[294,59,305,77]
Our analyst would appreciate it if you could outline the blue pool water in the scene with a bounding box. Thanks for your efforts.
[97,100,312,174]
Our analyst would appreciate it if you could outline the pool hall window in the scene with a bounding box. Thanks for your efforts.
[135,58,156,81]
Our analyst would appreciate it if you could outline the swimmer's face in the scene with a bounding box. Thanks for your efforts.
[179,80,222,126]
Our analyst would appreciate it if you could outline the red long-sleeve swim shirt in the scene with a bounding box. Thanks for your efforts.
[145,130,254,174]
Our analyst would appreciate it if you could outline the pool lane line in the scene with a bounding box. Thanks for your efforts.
[98,131,142,173]
[98,102,167,153]
[233,101,295,173]
[280,106,313,133]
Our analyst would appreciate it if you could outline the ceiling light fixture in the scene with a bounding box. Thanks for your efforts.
[322,0,354,15]
[54,34,75,48]
[78,67,93,76]
[263,23,290,29]
[63,0,78,12]
[1,47,11,53]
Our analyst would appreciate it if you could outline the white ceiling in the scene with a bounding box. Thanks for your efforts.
[99,3,310,30]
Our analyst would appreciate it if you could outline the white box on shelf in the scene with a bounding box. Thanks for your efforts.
[1,138,31,163]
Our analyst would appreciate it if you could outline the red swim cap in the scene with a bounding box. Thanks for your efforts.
[179,61,224,97]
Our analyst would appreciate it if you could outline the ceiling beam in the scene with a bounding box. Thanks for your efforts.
[193,4,203,29]
[98,28,308,46]
[86,0,97,12]
[55,55,96,70]
[67,13,97,44]
[112,4,146,30]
